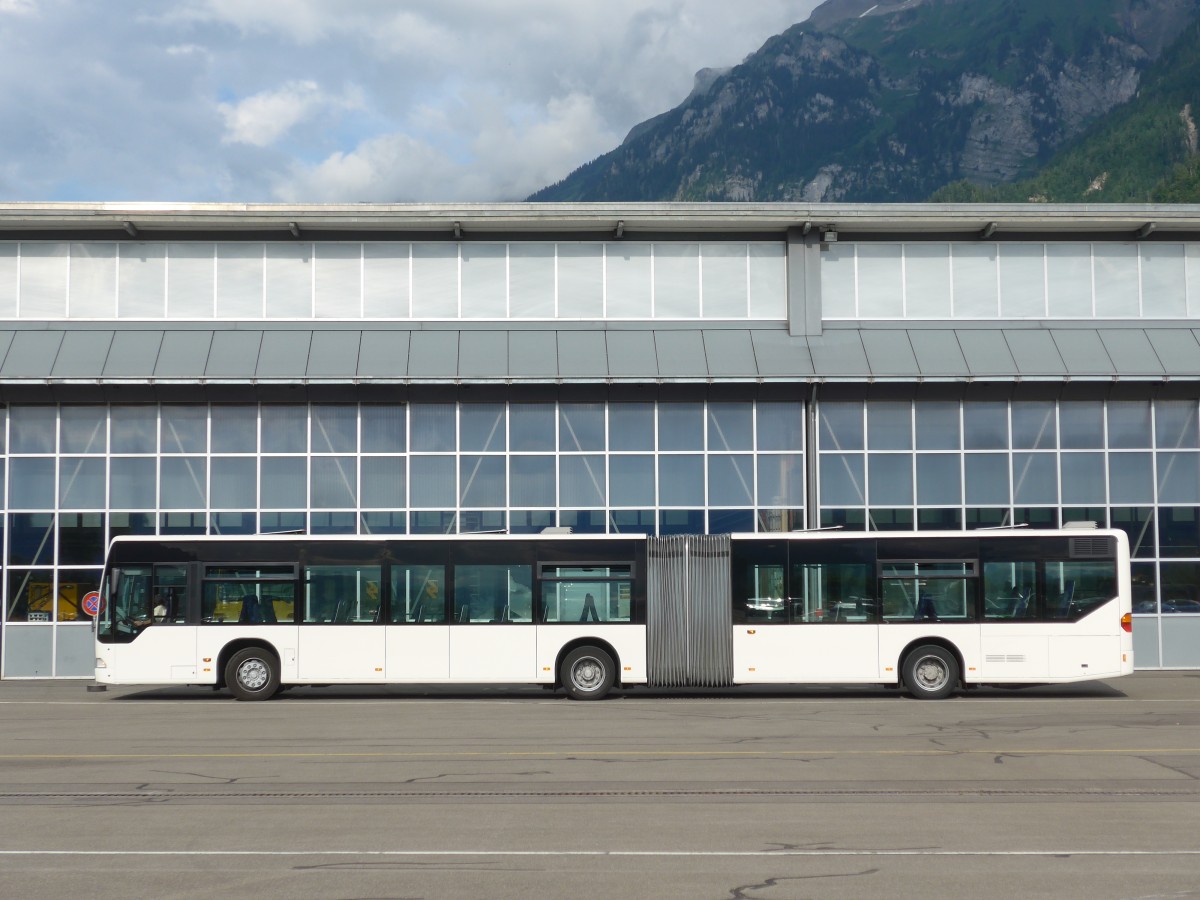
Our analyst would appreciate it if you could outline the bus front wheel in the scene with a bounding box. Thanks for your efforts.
[902,645,958,700]
[561,646,615,701]
[226,647,281,701]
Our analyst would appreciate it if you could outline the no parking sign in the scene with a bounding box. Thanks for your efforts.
[81,591,103,617]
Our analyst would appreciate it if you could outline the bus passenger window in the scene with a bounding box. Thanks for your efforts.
[982,561,1037,619]
[454,565,533,623]
[391,565,447,623]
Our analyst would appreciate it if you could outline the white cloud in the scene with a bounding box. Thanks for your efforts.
[0,0,823,201]
[218,80,362,147]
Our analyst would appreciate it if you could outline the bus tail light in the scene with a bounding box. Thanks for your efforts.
[95,658,106,669]
[1121,613,1132,633]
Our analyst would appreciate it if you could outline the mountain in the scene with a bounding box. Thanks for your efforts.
[529,0,1200,203]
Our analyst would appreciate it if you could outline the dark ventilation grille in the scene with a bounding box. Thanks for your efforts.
[1070,537,1113,559]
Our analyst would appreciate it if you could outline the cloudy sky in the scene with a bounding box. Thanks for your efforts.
[0,0,822,204]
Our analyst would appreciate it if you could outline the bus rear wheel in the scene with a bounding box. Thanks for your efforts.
[903,645,958,700]
[561,646,615,700]
[226,647,280,701]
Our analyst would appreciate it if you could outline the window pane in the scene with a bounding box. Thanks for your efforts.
[1011,401,1056,449]
[1141,244,1187,317]
[868,401,912,450]
[701,243,747,317]
[9,406,57,453]
[410,404,455,452]
[819,453,864,506]
[610,455,655,506]
[460,455,505,507]
[820,401,863,451]
[708,455,753,506]
[658,403,704,450]
[1060,452,1106,504]
[857,243,903,317]
[557,244,603,318]
[260,457,306,508]
[360,457,406,508]
[1109,452,1154,504]
[998,244,1046,316]
[609,403,655,451]
[216,243,263,318]
[210,406,258,453]
[915,401,960,450]
[59,457,105,509]
[118,244,166,317]
[461,243,507,318]
[560,403,604,451]
[1161,561,1200,613]
[1012,453,1057,504]
[868,455,913,505]
[391,564,446,622]
[305,565,381,624]
[510,456,555,507]
[964,454,1009,505]
[410,456,456,507]
[1158,453,1200,504]
[60,407,107,453]
[749,243,786,319]
[9,513,55,566]
[758,454,804,507]
[952,244,998,317]
[265,243,312,318]
[310,457,357,508]
[7,568,54,621]
[111,457,157,508]
[9,458,55,508]
[757,401,804,451]
[510,403,555,451]
[160,457,206,508]
[261,406,307,452]
[161,406,207,453]
[311,404,357,453]
[509,243,555,317]
[1108,400,1151,449]
[313,243,361,318]
[70,242,117,317]
[1093,243,1139,317]
[657,455,702,506]
[820,244,855,317]
[168,242,215,318]
[606,243,652,317]
[411,243,458,317]
[917,454,961,505]
[904,243,951,318]
[561,455,606,506]
[963,401,1008,450]
[454,564,533,623]
[461,404,505,452]
[1156,400,1199,449]
[361,405,406,452]
[363,243,410,318]
[111,405,157,453]
[210,457,257,508]
[708,402,753,451]
[653,243,699,318]
[1046,244,1092,316]
[21,244,68,317]
[1059,401,1104,449]
[1158,507,1200,558]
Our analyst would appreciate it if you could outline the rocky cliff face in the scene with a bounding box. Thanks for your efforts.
[530,0,1200,203]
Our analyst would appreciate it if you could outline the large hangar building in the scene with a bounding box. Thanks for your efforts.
[1,202,1198,677]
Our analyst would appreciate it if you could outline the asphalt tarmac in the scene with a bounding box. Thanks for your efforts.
[1,673,1198,899]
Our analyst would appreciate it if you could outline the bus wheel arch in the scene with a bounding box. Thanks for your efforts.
[899,640,962,700]
[220,641,282,701]
[556,640,620,701]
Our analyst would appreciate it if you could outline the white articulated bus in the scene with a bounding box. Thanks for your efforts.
[94,528,1133,701]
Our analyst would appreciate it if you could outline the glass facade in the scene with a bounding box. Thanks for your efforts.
[823,242,1200,319]
[0,241,787,321]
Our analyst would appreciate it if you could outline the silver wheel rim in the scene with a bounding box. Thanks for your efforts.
[237,658,269,691]
[570,656,605,693]
[912,655,949,692]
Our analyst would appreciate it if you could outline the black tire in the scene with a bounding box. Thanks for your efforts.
[902,644,958,700]
[560,646,615,701]
[226,646,281,701]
